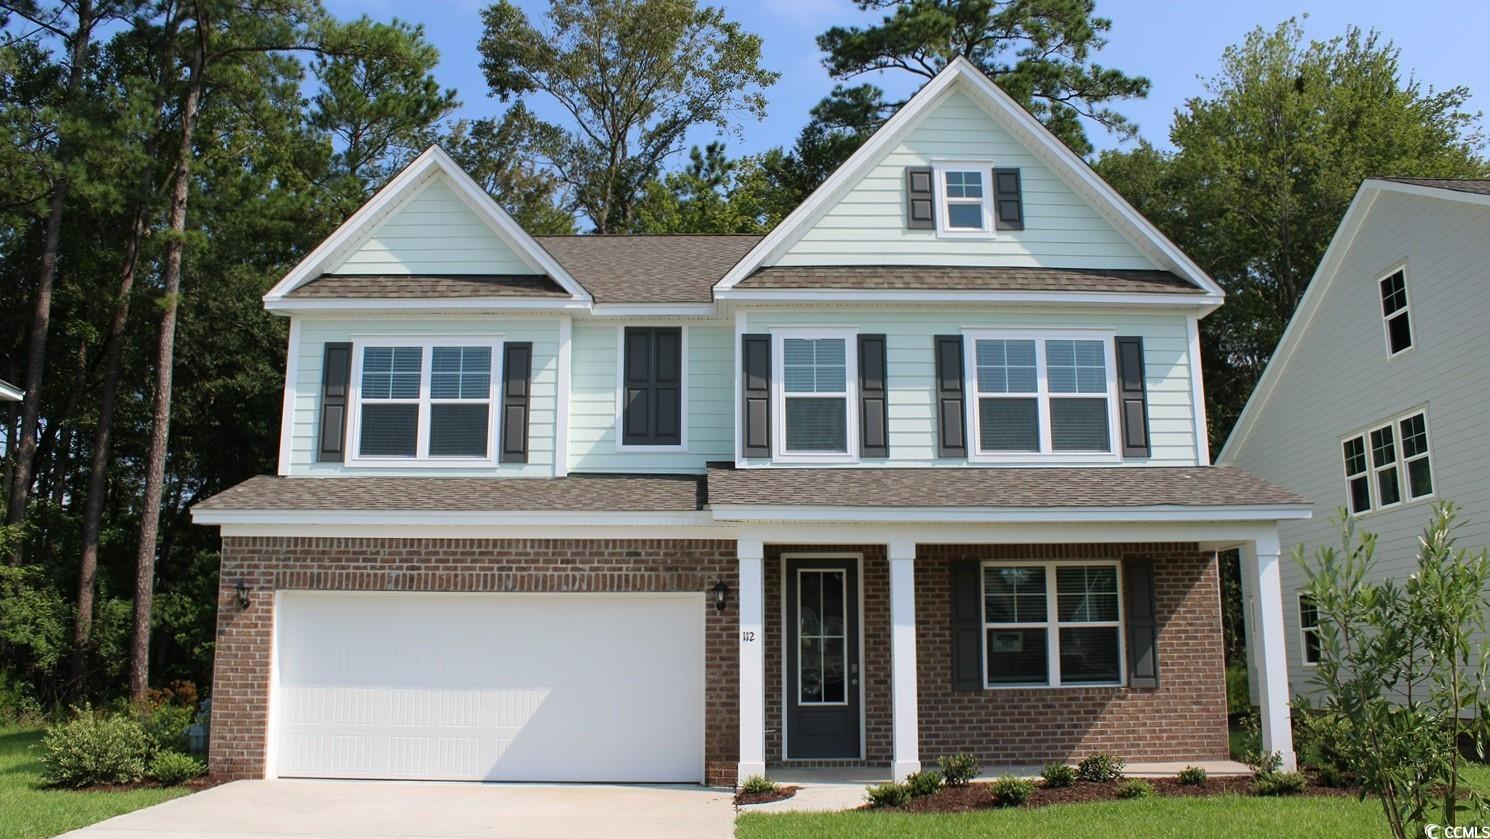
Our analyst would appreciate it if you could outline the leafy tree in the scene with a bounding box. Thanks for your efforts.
[631,141,769,234]
[440,109,576,235]
[477,0,777,232]
[1096,21,1487,449]
[753,84,889,222]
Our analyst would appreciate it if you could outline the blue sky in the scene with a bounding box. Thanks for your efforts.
[324,0,1490,160]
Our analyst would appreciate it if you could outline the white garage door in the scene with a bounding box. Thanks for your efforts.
[271,591,705,782]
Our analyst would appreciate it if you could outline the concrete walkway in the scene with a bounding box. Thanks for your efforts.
[62,779,736,839]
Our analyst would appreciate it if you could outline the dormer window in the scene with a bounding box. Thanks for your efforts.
[1379,269,1412,355]
[934,163,995,236]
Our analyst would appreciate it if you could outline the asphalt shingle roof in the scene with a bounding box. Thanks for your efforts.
[737,266,1203,294]
[1379,178,1490,197]
[195,474,706,512]
[288,274,571,298]
[534,234,762,303]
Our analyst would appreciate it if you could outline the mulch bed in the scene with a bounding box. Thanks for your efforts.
[893,774,1361,814]
[735,785,801,806]
[69,774,227,794]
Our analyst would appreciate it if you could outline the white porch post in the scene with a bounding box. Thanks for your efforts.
[738,536,766,781]
[1239,532,1297,771]
[888,537,920,780]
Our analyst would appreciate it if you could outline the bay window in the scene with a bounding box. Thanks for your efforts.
[348,339,500,464]
[967,332,1118,460]
[983,561,1124,687]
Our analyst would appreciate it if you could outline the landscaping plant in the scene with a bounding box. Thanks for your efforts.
[1300,504,1490,838]
[865,781,911,808]
[905,769,943,797]
[739,774,778,795]
[40,709,152,787]
[147,750,205,785]
[937,753,980,787]
[990,775,1035,807]
[1117,779,1154,799]
[1178,766,1207,787]
[1042,763,1077,788]
[1077,752,1126,783]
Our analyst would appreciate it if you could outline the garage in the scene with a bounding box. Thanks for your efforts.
[269,591,706,782]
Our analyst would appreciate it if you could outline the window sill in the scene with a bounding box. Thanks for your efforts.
[343,457,501,469]
[967,452,1123,466]
[1350,493,1436,519]
[615,443,687,453]
[770,452,859,465]
[982,682,1126,691]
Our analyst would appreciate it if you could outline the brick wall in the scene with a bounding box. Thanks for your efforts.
[210,537,739,785]
[915,544,1229,764]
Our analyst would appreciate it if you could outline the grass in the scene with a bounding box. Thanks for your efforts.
[738,764,1490,839]
[0,725,190,839]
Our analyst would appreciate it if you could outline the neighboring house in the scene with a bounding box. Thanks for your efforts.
[1221,177,1490,701]
[191,58,1308,787]
[0,378,21,401]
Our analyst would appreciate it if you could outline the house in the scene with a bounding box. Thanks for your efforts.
[191,58,1308,787]
[1221,177,1490,700]
[0,378,21,401]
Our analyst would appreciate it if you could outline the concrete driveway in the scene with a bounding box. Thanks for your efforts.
[61,779,736,839]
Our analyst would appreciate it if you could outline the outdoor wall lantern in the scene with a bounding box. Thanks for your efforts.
[711,579,730,612]
[235,579,252,610]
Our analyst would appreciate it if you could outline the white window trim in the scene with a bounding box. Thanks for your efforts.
[345,335,504,468]
[1378,264,1415,359]
[794,566,851,707]
[771,328,860,464]
[963,329,1122,464]
[1341,435,1371,516]
[613,324,689,452]
[1298,592,1320,668]
[933,161,995,238]
[980,559,1127,689]
[1340,407,1436,516]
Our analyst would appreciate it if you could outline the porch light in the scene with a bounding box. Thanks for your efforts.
[711,580,730,612]
[235,579,252,610]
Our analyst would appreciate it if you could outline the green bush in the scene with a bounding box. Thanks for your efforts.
[865,781,911,808]
[1244,749,1283,777]
[738,774,777,795]
[1077,752,1125,783]
[40,711,151,788]
[1041,763,1077,788]
[1253,771,1307,796]
[1225,664,1251,715]
[148,750,206,785]
[937,753,980,787]
[1117,779,1154,799]
[905,769,942,797]
[1178,765,1207,786]
[131,702,194,755]
[1315,762,1353,788]
[990,775,1035,807]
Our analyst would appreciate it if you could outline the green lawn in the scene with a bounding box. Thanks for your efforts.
[737,765,1490,839]
[0,726,190,839]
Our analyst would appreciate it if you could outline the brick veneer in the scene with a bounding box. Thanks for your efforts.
[209,537,739,786]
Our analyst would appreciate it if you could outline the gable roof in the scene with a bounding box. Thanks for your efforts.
[1219,177,1490,463]
[713,57,1223,303]
[288,274,571,299]
[535,234,761,303]
[262,146,591,308]
[737,266,1202,295]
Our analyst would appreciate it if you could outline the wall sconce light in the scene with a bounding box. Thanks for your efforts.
[711,580,730,612]
[235,579,251,610]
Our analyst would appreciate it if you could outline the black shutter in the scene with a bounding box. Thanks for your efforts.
[741,334,771,457]
[500,342,532,463]
[623,327,682,445]
[317,342,352,462]
[993,167,1024,230]
[934,335,966,457]
[858,334,889,458]
[1124,558,1160,689]
[951,559,983,691]
[905,166,935,230]
[1115,336,1150,457]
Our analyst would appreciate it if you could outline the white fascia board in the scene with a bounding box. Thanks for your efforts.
[716,287,1221,310]
[264,297,591,314]
[0,379,22,401]
[586,303,720,318]
[1363,178,1490,208]
[192,508,716,528]
[708,503,1312,524]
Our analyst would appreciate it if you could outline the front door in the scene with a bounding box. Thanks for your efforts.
[785,558,861,759]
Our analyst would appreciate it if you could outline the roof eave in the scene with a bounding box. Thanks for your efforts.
[708,503,1313,524]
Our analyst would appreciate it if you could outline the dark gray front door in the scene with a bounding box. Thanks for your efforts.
[785,558,861,759]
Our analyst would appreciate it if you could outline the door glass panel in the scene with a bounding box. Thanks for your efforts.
[798,569,848,705]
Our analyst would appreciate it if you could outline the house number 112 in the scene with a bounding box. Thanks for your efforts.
[741,631,756,642]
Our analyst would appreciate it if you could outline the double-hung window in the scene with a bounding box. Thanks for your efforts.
[1298,594,1321,666]
[982,562,1124,687]
[774,332,857,460]
[1340,410,1433,513]
[1380,269,1413,356]
[968,332,1118,460]
[349,339,499,464]
[934,163,994,235]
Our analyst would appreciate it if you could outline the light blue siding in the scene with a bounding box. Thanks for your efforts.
[332,177,539,276]
[287,316,558,477]
[774,90,1159,270]
[568,323,733,473]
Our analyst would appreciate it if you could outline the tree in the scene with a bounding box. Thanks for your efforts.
[754,83,890,222]
[477,0,777,232]
[1096,21,1487,449]
[817,0,1150,156]
[440,109,576,235]
[631,141,770,233]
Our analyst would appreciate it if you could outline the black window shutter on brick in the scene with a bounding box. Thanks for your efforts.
[741,334,771,457]
[500,342,532,463]
[934,335,967,457]
[993,167,1024,230]
[1115,336,1151,457]
[906,166,935,229]
[1124,558,1160,689]
[951,559,983,691]
[623,327,682,446]
[858,334,889,458]
[317,342,352,462]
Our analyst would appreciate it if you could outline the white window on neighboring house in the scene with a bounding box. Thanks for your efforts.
[967,332,1119,462]
[934,163,994,236]
[1380,269,1413,356]
[1340,409,1434,513]
[773,332,857,461]
[982,562,1125,688]
[1341,435,1371,514]
[348,339,499,465]
[1298,593,1321,666]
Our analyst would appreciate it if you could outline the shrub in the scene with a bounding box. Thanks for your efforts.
[1177,766,1207,786]
[1117,779,1154,799]
[937,753,980,787]
[148,750,205,785]
[130,702,194,756]
[1225,664,1251,716]
[990,775,1035,807]
[905,769,942,797]
[1041,763,1077,788]
[40,711,151,788]
[1244,749,1283,777]
[738,774,777,795]
[1077,752,1125,783]
[1315,763,1353,788]
[865,781,911,808]
[1253,771,1307,797]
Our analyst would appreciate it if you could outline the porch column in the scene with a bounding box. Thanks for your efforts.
[888,537,920,780]
[1239,532,1297,771]
[738,536,766,781]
